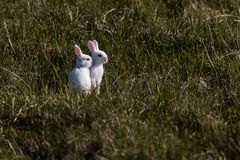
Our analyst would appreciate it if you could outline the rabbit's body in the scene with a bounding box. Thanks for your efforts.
[90,64,104,89]
[87,40,108,94]
[69,45,92,94]
[69,67,91,92]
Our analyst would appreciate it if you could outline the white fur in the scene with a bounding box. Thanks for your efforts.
[69,45,92,94]
[87,40,108,94]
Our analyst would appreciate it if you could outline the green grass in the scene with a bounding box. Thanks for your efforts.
[1,0,240,159]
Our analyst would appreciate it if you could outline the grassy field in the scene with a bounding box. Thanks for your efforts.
[1,0,240,159]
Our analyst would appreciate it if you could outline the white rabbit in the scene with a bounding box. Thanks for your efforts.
[87,40,108,94]
[69,44,92,94]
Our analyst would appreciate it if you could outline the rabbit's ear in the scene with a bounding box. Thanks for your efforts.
[87,41,97,52]
[74,45,82,57]
[93,40,99,50]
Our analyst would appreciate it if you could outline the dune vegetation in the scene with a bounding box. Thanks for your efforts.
[1,0,240,159]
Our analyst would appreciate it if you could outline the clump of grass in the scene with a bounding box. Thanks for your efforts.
[1,0,240,159]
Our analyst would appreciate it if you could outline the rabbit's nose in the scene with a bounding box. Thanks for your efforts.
[104,57,108,63]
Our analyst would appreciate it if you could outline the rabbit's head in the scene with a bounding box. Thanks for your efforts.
[74,44,92,68]
[87,40,108,65]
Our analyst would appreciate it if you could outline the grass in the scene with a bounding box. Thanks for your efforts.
[1,0,240,159]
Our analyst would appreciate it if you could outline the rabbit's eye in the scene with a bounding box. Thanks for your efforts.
[98,54,102,57]
[86,58,90,61]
